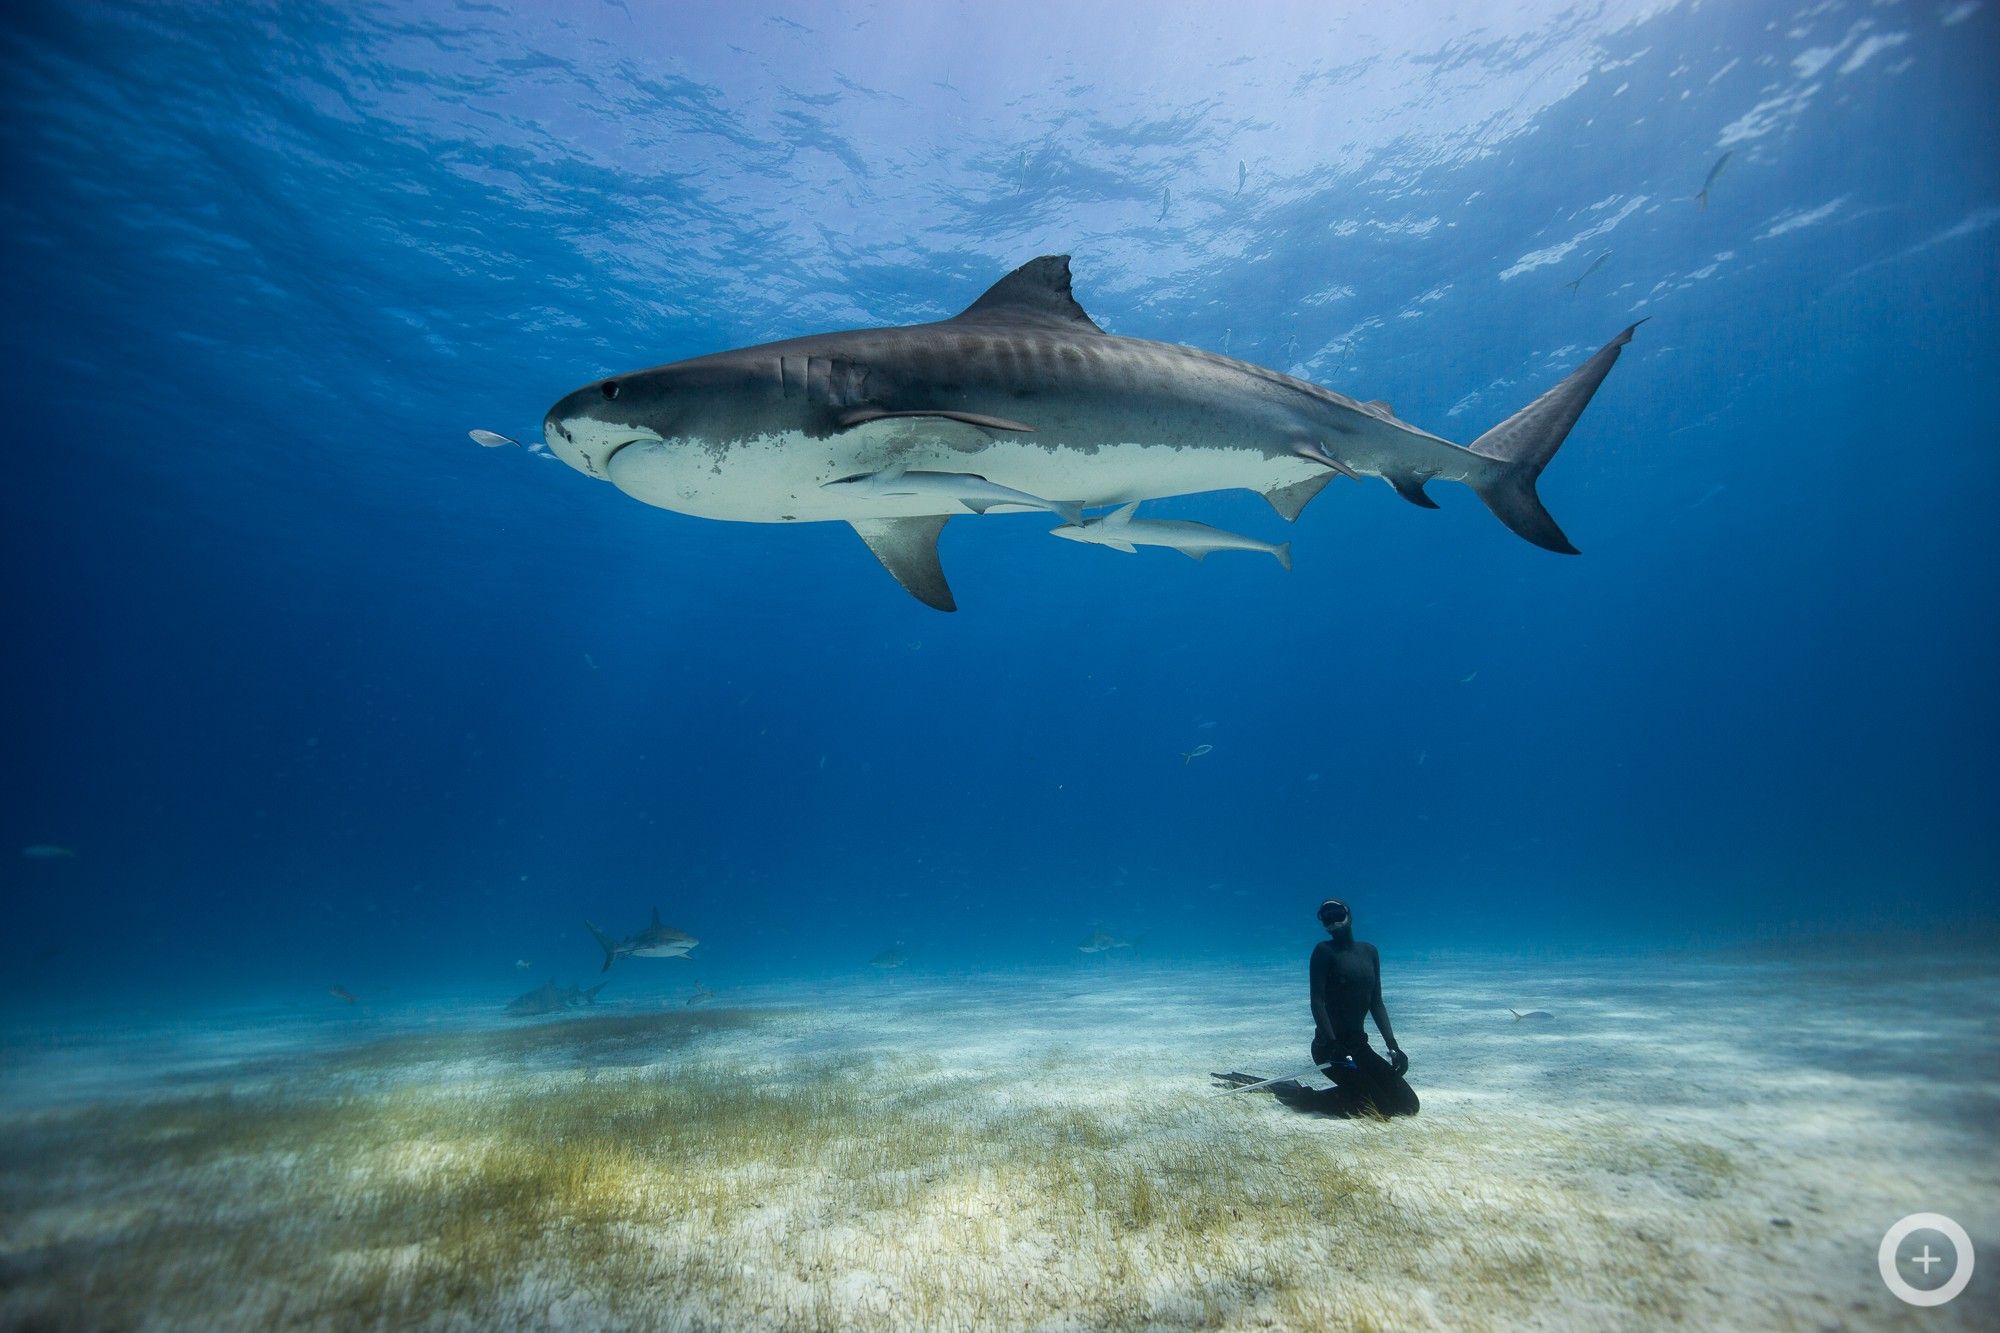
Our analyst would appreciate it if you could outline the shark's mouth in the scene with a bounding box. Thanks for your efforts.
[599,437,649,471]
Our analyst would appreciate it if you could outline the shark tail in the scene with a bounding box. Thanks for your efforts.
[1696,190,1708,210]
[1272,541,1293,572]
[585,982,606,1004]
[1465,322,1641,555]
[585,920,617,973]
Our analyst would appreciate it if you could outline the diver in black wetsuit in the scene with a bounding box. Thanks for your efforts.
[1214,898,1419,1117]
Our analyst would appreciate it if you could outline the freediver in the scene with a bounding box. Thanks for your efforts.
[1213,898,1419,1117]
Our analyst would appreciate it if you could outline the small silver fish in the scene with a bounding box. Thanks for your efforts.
[1697,150,1732,209]
[1509,1008,1555,1022]
[1564,250,1611,292]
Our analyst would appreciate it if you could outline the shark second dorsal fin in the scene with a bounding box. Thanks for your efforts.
[950,256,1104,333]
[849,515,956,611]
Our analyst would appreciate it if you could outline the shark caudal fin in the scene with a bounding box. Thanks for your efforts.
[1272,541,1293,572]
[1465,322,1642,555]
[585,920,618,973]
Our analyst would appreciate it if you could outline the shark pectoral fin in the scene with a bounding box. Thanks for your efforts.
[849,516,957,612]
[1388,473,1441,509]
[1263,472,1338,522]
[836,407,1035,434]
[1101,539,1137,553]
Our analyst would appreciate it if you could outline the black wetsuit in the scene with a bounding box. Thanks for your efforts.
[1268,934,1418,1118]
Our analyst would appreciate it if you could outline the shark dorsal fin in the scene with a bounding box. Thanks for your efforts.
[651,906,662,926]
[1106,501,1140,527]
[951,256,1104,333]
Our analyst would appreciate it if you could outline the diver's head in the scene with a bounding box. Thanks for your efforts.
[1317,898,1353,941]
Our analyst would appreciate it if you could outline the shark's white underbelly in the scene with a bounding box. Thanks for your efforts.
[605,431,1318,523]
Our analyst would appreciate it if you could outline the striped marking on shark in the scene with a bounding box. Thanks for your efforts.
[530,256,1640,610]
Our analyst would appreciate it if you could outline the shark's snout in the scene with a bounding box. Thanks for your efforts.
[542,384,661,481]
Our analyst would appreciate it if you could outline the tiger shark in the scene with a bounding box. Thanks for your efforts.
[536,256,1637,611]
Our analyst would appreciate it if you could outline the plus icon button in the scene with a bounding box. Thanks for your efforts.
[1910,1245,1944,1276]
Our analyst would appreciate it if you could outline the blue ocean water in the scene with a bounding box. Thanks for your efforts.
[2,0,1995,1012]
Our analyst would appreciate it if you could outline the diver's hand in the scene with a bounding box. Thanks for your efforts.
[1387,1047,1410,1076]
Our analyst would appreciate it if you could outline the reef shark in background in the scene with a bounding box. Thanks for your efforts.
[533,256,1639,611]
[585,909,698,972]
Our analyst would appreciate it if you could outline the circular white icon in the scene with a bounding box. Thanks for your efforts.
[1878,1213,1974,1307]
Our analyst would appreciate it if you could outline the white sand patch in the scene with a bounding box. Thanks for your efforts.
[0,950,1994,1330]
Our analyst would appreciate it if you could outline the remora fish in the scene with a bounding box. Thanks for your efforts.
[1050,502,1291,568]
[539,256,1639,610]
[586,908,698,972]
[822,466,1081,521]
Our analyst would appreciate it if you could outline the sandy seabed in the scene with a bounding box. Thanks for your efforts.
[0,948,1994,1332]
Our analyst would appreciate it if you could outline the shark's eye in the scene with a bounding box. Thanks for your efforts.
[600,379,621,400]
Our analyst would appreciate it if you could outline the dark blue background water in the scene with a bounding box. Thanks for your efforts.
[4,1,1995,1008]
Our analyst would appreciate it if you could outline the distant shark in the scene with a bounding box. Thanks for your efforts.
[507,980,606,1016]
[534,256,1638,610]
[1077,927,1135,954]
[585,909,697,972]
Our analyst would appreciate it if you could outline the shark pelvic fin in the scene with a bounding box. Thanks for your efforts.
[849,515,956,612]
[951,255,1105,333]
[1179,547,1208,562]
[836,407,1034,435]
[1388,473,1441,509]
[1263,472,1338,522]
